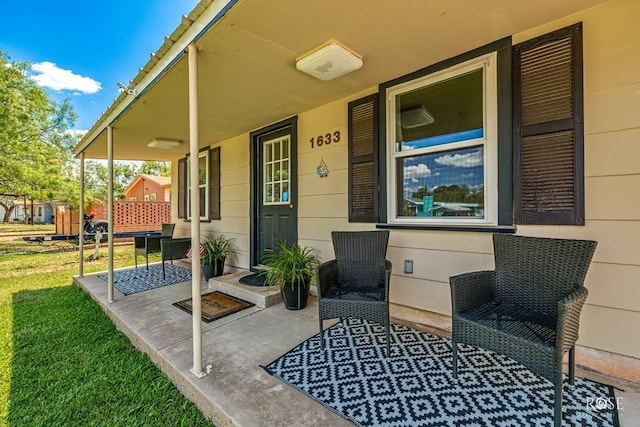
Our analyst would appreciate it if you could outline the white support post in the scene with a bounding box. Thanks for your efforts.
[107,125,115,304]
[188,43,205,379]
[79,152,85,277]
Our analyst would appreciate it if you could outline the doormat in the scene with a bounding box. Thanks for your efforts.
[173,291,254,323]
[263,318,620,427]
[239,272,269,287]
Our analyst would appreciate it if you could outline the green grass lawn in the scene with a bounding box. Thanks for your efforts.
[0,244,212,426]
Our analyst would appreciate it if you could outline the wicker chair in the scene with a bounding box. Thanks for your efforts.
[317,231,392,356]
[160,238,191,279]
[450,234,597,427]
[133,223,175,270]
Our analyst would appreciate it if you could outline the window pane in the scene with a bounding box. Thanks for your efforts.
[396,69,484,152]
[274,183,281,202]
[274,141,281,160]
[199,155,207,185]
[266,184,274,203]
[199,187,206,217]
[266,164,272,183]
[398,146,484,218]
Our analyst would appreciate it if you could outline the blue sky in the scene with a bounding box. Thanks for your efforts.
[0,1,199,131]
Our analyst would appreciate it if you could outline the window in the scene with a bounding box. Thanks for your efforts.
[263,135,290,205]
[144,194,150,202]
[385,53,498,226]
[149,193,157,202]
[513,23,584,225]
[177,146,220,221]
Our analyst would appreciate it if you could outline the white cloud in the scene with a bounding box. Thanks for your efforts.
[31,62,101,94]
[404,163,431,180]
[435,149,483,168]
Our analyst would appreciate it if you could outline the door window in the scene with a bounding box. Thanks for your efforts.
[263,135,290,205]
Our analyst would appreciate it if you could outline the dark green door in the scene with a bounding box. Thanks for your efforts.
[251,121,297,267]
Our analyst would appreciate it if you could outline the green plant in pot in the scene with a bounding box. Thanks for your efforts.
[201,235,237,281]
[262,241,319,310]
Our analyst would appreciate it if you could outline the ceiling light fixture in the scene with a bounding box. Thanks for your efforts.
[146,138,182,149]
[296,40,363,81]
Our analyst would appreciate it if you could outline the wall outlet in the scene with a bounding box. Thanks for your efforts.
[404,259,413,274]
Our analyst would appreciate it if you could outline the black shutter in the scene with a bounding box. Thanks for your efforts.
[348,94,379,222]
[209,146,221,220]
[177,157,186,219]
[513,23,584,225]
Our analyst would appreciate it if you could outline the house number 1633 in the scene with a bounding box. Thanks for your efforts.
[310,131,340,149]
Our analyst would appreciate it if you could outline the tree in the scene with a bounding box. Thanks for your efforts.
[139,161,170,177]
[411,186,430,200]
[84,161,139,200]
[0,50,79,222]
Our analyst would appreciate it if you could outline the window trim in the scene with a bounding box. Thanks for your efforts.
[384,52,499,226]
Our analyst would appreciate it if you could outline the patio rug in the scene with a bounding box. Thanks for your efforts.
[97,264,192,295]
[263,318,620,427]
[173,291,254,323]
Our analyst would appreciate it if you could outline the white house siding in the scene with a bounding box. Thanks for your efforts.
[171,0,639,361]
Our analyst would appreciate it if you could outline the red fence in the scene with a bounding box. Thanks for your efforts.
[55,201,171,235]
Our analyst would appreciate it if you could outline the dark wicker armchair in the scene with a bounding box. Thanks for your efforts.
[160,237,191,279]
[317,231,392,356]
[134,223,175,270]
[450,234,597,427]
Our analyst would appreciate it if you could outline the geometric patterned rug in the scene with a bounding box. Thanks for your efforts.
[97,263,192,295]
[263,318,620,427]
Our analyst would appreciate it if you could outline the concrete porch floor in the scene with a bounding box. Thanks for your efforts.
[74,267,640,426]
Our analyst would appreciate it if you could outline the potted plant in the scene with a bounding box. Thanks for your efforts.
[262,241,319,310]
[201,235,237,281]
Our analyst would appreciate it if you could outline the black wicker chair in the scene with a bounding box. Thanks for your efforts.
[317,231,392,356]
[134,223,175,270]
[450,234,597,427]
[160,237,191,279]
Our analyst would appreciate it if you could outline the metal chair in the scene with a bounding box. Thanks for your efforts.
[450,234,597,427]
[317,230,392,356]
[133,223,175,270]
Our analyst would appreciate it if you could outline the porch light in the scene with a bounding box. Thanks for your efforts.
[296,41,362,81]
[146,138,182,149]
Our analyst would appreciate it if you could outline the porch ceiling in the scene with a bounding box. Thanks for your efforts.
[78,0,607,161]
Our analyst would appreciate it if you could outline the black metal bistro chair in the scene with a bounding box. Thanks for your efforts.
[450,234,597,427]
[133,223,175,270]
[317,230,392,356]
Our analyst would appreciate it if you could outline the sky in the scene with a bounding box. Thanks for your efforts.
[0,1,200,132]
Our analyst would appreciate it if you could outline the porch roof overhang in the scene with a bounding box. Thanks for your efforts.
[74,0,607,161]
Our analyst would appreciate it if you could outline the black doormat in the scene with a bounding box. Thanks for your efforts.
[173,291,254,323]
[263,318,620,427]
[239,272,269,287]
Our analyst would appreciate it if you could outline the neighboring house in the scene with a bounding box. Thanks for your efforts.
[74,0,640,376]
[123,174,171,202]
[11,201,55,224]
